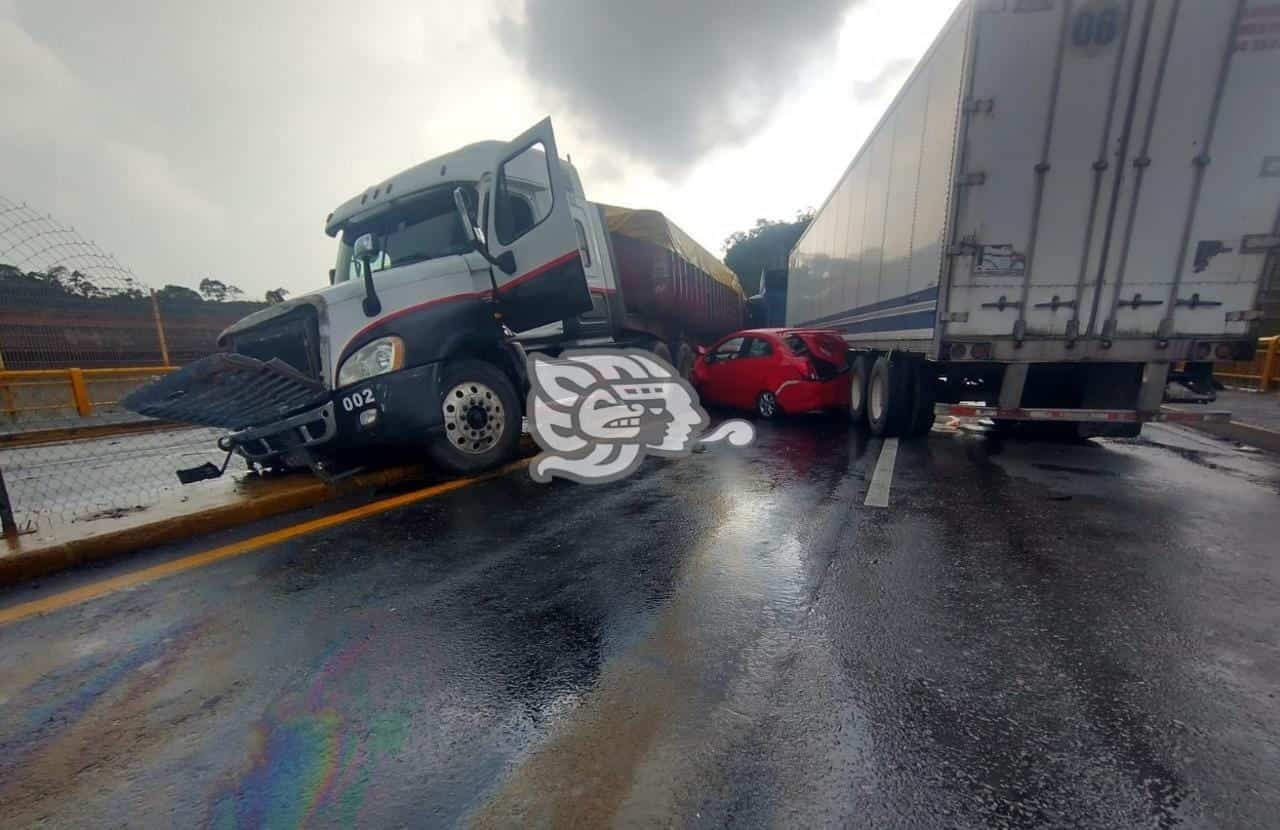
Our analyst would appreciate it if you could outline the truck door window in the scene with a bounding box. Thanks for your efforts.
[495,141,553,245]
[574,219,593,267]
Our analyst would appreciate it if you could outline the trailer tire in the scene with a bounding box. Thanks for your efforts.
[428,359,521,475]
[648,340,674,367]
[674,341,696,378]
[905,358,938,438]
[867,354,910,437]
[847,353,871,425]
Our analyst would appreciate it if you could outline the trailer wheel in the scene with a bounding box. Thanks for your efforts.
[847,353,871,425]
[867,354,910,437]
[648,340,674,367]
[428,359,521,474]
[905,358,938,438]
[674,342,696,378]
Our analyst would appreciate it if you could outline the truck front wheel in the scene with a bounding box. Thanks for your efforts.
[429,359,521,475]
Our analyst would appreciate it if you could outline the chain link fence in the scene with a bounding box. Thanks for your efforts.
[0,197,259,533]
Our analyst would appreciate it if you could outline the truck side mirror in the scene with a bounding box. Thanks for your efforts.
[353,232,380,263]
[453,187,485,250]
[352,233,382,317]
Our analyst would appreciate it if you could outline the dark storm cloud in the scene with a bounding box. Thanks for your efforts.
[498,0,857,179]
[0,0,461,295]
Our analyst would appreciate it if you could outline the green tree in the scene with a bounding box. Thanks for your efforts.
[723,210,813,297]
[157,283,204,304]
[264,287,289,304]
[198,278,245,302]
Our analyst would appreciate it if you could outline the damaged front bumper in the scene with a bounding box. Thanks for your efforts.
[123,353,329,430]
[218,399,338,464]
[124,353,449,478]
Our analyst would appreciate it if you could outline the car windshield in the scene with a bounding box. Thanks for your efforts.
[334,185,477,283]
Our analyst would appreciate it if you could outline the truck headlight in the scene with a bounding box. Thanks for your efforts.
[337,336,404,387]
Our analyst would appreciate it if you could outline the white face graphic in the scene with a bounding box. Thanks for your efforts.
[584,379,701,452]
[526,349,717,484]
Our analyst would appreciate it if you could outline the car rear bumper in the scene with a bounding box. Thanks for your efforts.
[775,376,849,413]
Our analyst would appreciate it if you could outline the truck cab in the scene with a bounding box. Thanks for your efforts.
[125,117,745,479]
[129,118,594,476]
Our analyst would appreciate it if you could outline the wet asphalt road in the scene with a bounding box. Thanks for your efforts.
[1,418,1278,828]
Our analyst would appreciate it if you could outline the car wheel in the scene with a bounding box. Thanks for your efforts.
[756,390,781,419]
[867,354,910,437]
[428,359,521,474]
[848,353,871,424]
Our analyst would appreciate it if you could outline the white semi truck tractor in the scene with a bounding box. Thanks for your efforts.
[126,119,744,478]
[787,0,1275,438]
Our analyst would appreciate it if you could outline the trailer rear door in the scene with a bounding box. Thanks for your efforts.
[946,0,1140,341]
[945,0,1278,343]
[1096,1,1280,340]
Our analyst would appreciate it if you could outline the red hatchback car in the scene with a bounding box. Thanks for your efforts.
[691,329,852,418]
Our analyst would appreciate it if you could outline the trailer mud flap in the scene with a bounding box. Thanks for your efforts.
[122,353,328,431]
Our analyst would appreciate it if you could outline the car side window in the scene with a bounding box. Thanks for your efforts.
[745,337,773,358]
[711,336,745,363]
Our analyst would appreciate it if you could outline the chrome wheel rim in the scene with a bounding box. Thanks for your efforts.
[758,393,777,418]
[442,381,505,455]
[850,367,864,413]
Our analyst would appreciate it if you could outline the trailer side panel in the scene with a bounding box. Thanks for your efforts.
[787,5,971,350]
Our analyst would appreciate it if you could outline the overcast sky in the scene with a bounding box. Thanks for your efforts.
[1,0,959,298]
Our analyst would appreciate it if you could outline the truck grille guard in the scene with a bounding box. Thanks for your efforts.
[122,353,329,432]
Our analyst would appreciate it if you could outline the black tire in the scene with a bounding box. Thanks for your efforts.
[867,354,910,437]
[847,353,871,425]
[428,359,521,474]
[756,390,781,419]
[649,340,674,366]
[674,341,696,378]
[905,358,938,438]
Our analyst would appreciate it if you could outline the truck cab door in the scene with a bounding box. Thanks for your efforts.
[483,117,593,332]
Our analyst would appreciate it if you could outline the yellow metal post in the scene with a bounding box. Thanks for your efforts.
[1260,336,1279,393]
[0,463,16,537]
[150,289,172,367]
[68,368,93,417]
[0,380,14,420]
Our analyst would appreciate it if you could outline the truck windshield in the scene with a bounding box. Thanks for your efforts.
[335,184,477,283]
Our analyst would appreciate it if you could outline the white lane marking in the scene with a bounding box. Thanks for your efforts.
[864,438,899,508]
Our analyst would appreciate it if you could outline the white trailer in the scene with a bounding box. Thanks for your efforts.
[788,0,1277,437]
